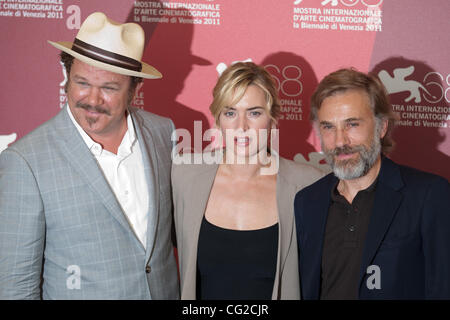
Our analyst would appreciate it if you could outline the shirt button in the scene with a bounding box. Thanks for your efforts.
[124,190,129,196]
[349,225,355,232]
[145,265,151,273]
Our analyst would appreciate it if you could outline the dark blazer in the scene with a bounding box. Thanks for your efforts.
[294,156,450,299]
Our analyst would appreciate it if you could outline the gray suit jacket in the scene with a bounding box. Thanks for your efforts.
[0,106,179,299]
[172,156,324,299]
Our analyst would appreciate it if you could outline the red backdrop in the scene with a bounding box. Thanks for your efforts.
[1,0,449,179]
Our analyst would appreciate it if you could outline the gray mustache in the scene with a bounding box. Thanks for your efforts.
[330,145,364,156]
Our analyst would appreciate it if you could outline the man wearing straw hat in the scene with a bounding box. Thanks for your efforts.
[0,12,179,299]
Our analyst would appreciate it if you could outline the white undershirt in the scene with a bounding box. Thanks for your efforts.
[67,106,149,249]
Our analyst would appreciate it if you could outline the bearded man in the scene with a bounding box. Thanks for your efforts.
[294,68,450,299]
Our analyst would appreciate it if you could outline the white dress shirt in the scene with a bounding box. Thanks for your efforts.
[67,106,149,249]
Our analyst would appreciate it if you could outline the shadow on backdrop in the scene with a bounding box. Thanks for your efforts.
[371,57,450,180]
[126,1,212,151]
[261,52,318,162]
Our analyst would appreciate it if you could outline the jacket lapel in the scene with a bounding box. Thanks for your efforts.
[358,157,404,291]
[54,106,135,237]
[182,161,219,297]
[305,174,336,299]
[272,158,295,298]
[186,164,219,239]
[130,109,162,260]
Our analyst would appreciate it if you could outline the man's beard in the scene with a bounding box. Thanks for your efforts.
[322,124,382,180]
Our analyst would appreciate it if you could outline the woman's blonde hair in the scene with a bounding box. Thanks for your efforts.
[209,62,280,125]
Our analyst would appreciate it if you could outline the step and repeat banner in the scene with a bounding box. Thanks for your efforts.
[1,0,449,179]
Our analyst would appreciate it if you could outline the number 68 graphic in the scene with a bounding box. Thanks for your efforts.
[423,72,450,104]
[265,64,303,97]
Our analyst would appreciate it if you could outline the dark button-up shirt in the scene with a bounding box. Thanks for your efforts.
[320,178,378,300]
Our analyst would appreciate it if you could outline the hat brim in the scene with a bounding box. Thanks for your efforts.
[48,41,162,79]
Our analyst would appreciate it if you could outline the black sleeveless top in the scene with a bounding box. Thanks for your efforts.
[196,216,278,300]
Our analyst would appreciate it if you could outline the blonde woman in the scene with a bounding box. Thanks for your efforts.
[172,62,323,299]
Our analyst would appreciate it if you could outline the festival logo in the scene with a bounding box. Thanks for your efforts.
[59,61,68,109]
[0,0,64,20]
[265,63,304,121]
[378,65,450,129]
[131,86,145,109]
[379,66,437,104]
[293,0,383,32]
[294,0,383,7]
[132,0,221,26]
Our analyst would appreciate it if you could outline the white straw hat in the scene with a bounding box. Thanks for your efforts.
[48,12,162,79]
